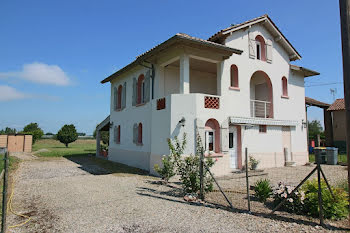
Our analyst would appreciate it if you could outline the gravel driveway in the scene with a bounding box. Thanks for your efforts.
[6,156,349,232]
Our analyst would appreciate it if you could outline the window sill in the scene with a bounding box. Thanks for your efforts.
[281,95,289,99]
[115,108,123,112]
[229,87,240,91]
[136,142,143,146]
[136,102,146,107]
[204,153,224,158]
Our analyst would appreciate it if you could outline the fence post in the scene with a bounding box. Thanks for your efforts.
[245,148,251,213]
[316,154,324,226]
[1,149,9,233]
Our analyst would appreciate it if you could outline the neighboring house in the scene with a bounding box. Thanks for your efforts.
[98,15,319,176]
[328,98,346,151]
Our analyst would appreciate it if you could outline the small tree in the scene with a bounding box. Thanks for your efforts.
[154,133,187,183]
[308,120,324,141]
[177,132,214,194]
[57,124,78,147]
[22,123,43,144]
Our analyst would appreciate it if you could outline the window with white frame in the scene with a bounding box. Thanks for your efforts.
[205,130,215,152]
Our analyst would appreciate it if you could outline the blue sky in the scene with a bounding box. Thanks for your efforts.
[0,0,344,134]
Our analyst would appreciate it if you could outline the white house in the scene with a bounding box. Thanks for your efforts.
[97,15,319,176]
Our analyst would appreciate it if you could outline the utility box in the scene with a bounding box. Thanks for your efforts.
[326,147,338,165]
[314,147,327,164]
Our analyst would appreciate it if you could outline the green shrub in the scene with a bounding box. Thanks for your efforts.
[254,179,272,202]
[301,179,348,220]
[273,179,349,220]
[337,179,349,193]
[154,134,186,183]
[176,133,214,194]
[177,155,214,193]
[154,156,176,183]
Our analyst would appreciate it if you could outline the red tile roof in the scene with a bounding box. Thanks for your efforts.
[328,98,345,111]
[101,33,242,84]
[305,97,330,108]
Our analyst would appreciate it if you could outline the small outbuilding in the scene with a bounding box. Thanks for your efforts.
[0,134,33,153]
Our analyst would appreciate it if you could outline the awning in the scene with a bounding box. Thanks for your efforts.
[229,116,298,126]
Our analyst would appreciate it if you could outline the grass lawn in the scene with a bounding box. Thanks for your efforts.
[33,139,96,157]
[309,153,347,164]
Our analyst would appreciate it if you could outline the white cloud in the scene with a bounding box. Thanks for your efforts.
[0,85,28,101]
[0,62,71,86]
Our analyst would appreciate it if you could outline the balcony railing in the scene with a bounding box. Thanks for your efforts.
[250,100,272,118]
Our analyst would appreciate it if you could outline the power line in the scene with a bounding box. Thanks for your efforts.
[305,82,343,87]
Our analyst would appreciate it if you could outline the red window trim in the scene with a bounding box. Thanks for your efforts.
[230,65,239,88]
[255,35,266,62]
[281,77,288,97]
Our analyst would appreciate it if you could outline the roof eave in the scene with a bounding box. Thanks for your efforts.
[290,65,320,78]
[101,35,242,84]
[209,15,302,61]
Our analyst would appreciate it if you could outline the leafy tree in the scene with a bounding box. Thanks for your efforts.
[93,128,109,145]
[77,132,86,136]
[22,123,43,144]
[0,127,17,135]
[308,120,324,141]
[56,124,78,147]
[45,132,54,135]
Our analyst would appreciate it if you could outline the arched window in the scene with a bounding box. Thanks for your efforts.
[137,74,145,104]
[230,65,239,88]
[204,118,220,153]
[255,35,266,61]
[282,77,288,97]
[138,123,143,144]
[117,85,122,109]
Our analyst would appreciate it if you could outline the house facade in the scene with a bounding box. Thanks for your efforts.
[99,15,319,176]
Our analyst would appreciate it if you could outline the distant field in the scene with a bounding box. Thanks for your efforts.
[33,139,96,157]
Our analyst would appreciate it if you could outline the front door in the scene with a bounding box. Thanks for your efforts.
[229,126,238,169]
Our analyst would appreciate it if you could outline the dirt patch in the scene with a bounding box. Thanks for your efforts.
[8,196,60,233]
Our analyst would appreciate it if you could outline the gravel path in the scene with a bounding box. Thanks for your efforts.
[6,157,349,233]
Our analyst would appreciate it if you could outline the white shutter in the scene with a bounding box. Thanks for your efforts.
[133,123,138,143]
[144,70,151,103]
[132,77,137,106]
[113,86,118,111]
[248,31,255,59]
[220,118,229,153]
[122,82,127,109]
[266,39,273,63]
